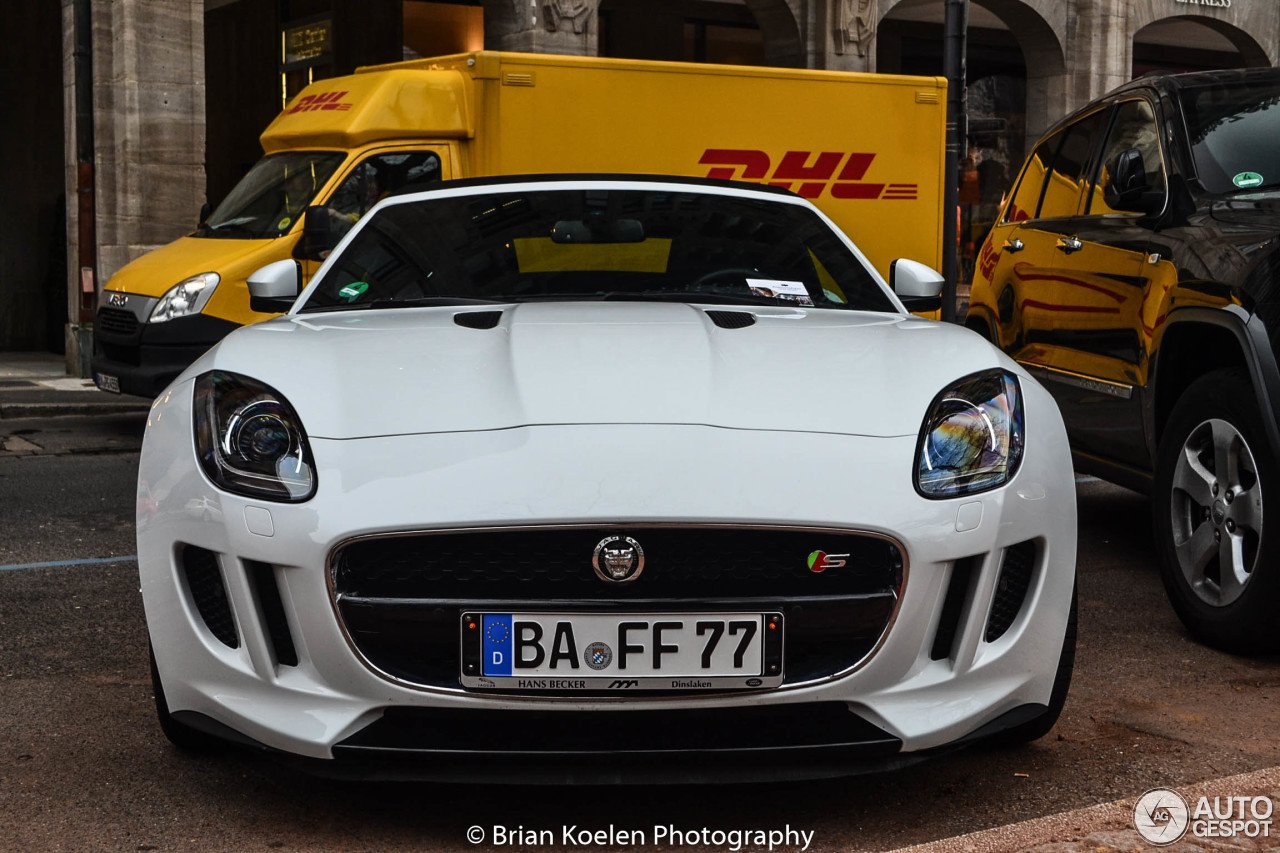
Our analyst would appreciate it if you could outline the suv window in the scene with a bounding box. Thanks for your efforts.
[1089,99,1166,215]
[1003,132,1061,223]
[1038,110,1108,219]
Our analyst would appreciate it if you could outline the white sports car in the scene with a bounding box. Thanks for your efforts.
[138,176,1077,782]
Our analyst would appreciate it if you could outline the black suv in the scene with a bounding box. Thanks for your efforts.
[968,68,1280,653]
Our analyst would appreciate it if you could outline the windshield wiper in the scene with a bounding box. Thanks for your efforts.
[299,296,503,313]
[596,290,812,307]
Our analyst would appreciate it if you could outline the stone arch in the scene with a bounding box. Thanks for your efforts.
[743,0,803,68]
[878,0,1067,147]
[1131,13,1274,70]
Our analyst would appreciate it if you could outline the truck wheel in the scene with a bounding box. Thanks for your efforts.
[1153,369,1280,654]
[149,643,219,752]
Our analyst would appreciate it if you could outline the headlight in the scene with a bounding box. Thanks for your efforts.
[915,369,1024,498]
[149,272,220,323]
[193,371,316,502]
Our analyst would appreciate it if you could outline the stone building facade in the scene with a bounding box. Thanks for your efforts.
[3,0,1278,370]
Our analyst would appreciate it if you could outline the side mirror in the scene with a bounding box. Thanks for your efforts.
[198,201,212,228]
[890,258,944,313]
[297,205,338,261]
[248,260,302,314]
[1104,148,1163,215]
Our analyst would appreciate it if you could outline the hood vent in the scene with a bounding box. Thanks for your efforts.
[705,310,756,329]
[454,311,503,330]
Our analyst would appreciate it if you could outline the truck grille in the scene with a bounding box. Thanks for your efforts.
[331,525,905,691]
[97,307,140,337]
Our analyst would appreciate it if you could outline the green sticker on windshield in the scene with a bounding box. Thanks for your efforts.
[277,216,292,230]
[1233,172,1264,189]
[338,281,369,302]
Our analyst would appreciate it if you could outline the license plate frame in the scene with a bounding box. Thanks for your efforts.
[94,373,121,394]
[460,610,784,692]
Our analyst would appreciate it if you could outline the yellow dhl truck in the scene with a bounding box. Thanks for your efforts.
[94,51,946,397]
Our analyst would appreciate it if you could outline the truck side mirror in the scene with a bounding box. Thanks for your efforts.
[299,205,338,261]
[1104,149,1163,215]
[248,260,302,313]
[890,258,944,313]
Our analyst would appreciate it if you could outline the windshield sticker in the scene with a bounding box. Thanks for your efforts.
[746,278,814,306]
[1233,172,1264,189]
[277,216,293,231]
[338,281,369,302]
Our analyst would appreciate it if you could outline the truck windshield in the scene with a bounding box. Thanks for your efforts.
[1180,79,1280,194]
[195,151,344,239]
[299,186,896,313]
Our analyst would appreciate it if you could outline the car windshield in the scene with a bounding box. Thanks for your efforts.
[194,151,344,239]
[299,187,895,313]
[1179,79,1280,194]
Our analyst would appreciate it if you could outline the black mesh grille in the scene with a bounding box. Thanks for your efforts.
[334,527,902,600]
[931,555,977,661]
[97,308,139,336]
[986,540,1037,642]
[453,311,503,329]
[332,527,903,689]
[705,311,756,329]
[248,561,297,667]
[181,545,238,648]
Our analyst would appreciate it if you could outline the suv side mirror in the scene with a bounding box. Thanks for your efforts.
[297,205,339,261]
[1104,149,1163,215]
[248,260,302,313]
[890,258,944,313]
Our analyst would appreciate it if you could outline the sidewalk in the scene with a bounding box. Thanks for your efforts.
[0,351,151,419]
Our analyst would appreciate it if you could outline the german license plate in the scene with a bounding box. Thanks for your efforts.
[460,611,784,691]
[94,373,121,394]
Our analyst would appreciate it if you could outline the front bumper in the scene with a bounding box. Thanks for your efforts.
[138,375,1077,779]
[93,305,238,398]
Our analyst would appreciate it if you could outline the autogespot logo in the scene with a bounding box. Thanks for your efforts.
[1134,789,1190,845]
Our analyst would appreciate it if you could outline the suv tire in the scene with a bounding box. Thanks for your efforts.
[1153,369,1280,653]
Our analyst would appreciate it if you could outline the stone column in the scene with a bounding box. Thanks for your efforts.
[1065,0,1130,111]
[64,0,205,376]
[487,0,601,56]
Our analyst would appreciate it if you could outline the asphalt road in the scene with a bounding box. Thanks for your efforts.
[1,412,1278,852]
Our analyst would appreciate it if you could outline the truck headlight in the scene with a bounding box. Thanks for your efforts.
[915,370,1023,498]
[149,272,220,323]
[193,371,316,502]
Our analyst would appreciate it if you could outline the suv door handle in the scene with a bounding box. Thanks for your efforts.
[1056,236,1084,254]
[1003,238,1025,253]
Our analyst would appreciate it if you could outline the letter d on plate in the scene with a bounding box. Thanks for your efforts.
[483,614,513,675]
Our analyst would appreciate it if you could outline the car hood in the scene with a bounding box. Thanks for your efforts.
[1208,193,1280,230]
[190,302,1012,439]
[102,235,281,297]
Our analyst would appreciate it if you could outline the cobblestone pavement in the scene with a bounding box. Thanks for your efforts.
[892,767,1280,853]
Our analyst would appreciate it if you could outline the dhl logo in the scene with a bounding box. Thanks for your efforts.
[286,90,354,114]
[699,149,918,201]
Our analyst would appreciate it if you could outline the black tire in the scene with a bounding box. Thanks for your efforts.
[1153,369,1280,654]
[149,643,220,752]
[989,585,1077,745]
